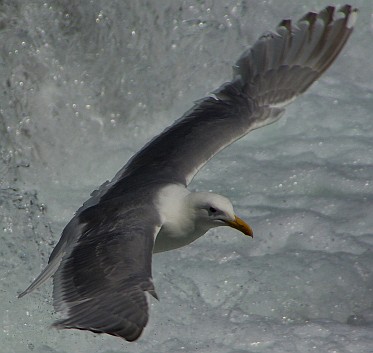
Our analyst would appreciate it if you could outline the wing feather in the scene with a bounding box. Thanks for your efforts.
[50,200,160,341]
[62,6,356,209]
[103,5,356,190]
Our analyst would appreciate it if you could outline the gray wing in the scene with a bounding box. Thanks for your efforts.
[97,5,356,194]
[50,199,160,341]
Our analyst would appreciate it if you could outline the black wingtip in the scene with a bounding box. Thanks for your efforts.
[17,290,28,299]
[293,5,358,31]
[339,5,358,29]
[149,288,160,301]
[278,18,292,32]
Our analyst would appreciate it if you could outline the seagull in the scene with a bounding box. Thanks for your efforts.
[19,5,357,342]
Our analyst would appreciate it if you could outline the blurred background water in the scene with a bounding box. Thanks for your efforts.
[0,1,372,352]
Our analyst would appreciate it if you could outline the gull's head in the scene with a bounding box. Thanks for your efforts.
[186,192,253,237]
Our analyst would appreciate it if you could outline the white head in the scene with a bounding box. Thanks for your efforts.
[186,192,253,236]
[155,186,253,253]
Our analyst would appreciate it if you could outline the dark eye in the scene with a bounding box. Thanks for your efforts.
[209,207,217,213]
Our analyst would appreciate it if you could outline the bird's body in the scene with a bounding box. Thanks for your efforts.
[19,5,357,342]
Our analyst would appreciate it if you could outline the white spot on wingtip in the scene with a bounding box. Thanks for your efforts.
[346,10,358,29]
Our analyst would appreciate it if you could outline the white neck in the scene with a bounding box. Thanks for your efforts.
[155,184,193,234]
[154,184,206,252]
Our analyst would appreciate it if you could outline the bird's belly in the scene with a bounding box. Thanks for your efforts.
[153,227,203,253]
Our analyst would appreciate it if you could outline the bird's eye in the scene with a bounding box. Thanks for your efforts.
[209,207,217,213]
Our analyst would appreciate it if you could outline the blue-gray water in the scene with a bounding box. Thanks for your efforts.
[1,1,372,352]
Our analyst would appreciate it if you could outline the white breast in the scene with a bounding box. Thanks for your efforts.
[154,184,200,253]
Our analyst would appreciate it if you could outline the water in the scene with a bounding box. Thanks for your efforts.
[0,1,372,352]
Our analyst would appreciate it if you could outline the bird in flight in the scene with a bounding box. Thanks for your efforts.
[19,5,357,342]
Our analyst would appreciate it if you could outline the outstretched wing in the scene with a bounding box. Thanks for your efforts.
[98,5,356,196]
[51,200,160,341]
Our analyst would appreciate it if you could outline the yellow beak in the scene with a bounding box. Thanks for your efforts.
[225,215,253,237]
